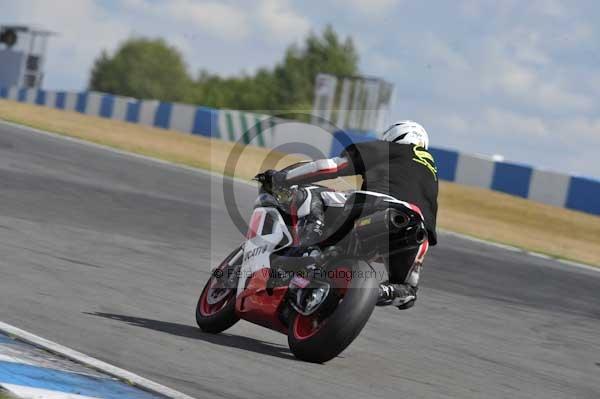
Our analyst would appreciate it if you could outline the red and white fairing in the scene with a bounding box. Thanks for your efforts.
[236,207,292,296]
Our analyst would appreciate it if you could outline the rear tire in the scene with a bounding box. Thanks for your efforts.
[287,259,378,363]
[195,247,241,333]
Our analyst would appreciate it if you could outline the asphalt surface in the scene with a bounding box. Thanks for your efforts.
[0,121,599,399]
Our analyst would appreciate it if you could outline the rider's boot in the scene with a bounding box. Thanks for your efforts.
[377,282,417,309]
[380,240,428,310]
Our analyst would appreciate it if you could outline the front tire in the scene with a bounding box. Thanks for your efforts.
[195,247,242,333]
[287,259,379,363]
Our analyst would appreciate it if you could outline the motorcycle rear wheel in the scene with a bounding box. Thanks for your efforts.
[287,259,379,363]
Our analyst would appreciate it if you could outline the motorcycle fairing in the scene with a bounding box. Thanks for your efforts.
[236,206,292,296]
[235,206,293,333]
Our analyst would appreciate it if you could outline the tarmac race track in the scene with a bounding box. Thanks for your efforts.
[0,121,599,399]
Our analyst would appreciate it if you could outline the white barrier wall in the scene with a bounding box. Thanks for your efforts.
[45,91,57,108]
[64,92,78,111]
[528,169,571,207]
[7,87,18,100]
[455,154,495,189]
[218,110,242,142]
[218,109,275,147]
[138,100,158,126]
[169,103,196,133]
[112,96,132,121]
[85,92,103,116]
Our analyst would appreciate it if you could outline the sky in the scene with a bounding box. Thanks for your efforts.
[3,0,600,178]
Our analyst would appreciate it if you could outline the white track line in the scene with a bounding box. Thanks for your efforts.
[2,119,598,275]
[440,230,600,273]
[0,322,196,399]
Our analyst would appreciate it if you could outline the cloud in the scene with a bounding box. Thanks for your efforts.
[502,29,550,66]
[335,0,397,16]
[369,53,402,75]
[421,33,471,72]
[123,0,310,45]
[423,107,547,142]
[476,37,593,113]
[257,0,311,43]
[124,0,250,41]
[532,0,567,17]
[545,116,600,176]
[557,117,600,142]
[163,1,249,41]
[443,114,469,134]
[481,107,548,137]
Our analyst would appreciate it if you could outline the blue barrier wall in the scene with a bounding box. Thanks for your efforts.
[1,86,599,216]
[18,88,27,102]
[429,148,459,182]
[55,92,66,109]
[75,92,87,113]
[566,177,600,215]
[126,101,141,123]
[329,129,378,157]
[35,90,46,105]
[492,162,533,198]
[154,102,172,129]
[193,107,219,137]
[99,95,115,118]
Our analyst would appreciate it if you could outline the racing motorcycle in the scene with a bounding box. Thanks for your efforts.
[196,165,427,363]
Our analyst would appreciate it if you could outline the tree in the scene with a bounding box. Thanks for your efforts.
[189,25,360,111]
[89,38,191,101]
[273,25,359,111]
[89,26,359,112]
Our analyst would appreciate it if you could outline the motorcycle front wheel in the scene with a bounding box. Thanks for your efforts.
[195,247,242,333]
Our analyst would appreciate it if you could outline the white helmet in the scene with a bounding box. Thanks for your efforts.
[381,120,429,149]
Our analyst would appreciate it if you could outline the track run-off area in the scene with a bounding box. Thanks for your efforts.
[0,121,599,399]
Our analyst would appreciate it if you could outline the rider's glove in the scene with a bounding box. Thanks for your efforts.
[263,169,288,188]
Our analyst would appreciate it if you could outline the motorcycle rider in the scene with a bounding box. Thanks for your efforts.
[271,120,438,310]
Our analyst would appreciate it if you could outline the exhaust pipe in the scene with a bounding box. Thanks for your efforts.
[389,212,410,230]
[412,225,427,245]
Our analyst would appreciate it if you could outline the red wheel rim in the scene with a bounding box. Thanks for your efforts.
[198,283,232,317]
[293,313,321,340]
[198,254,238,317]
[292,266,352,340]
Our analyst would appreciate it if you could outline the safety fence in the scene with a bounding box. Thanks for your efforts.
[1,86,598,216]
[0,86,275,147]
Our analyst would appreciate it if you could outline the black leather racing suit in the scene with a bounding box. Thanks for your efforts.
[281,141,439,307]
